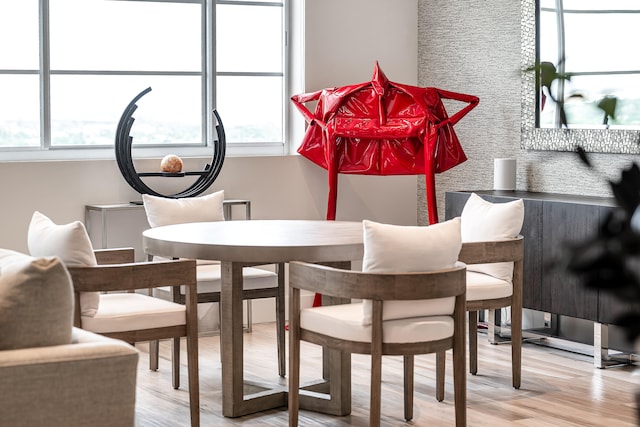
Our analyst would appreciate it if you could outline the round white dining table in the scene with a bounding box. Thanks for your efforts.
[143,219,364,417]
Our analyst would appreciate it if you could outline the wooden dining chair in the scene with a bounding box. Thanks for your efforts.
[435,236,524,400]
[287,217,468,426]
[67,248,201,427]
[27,211,200,427]
[288,261,467,427]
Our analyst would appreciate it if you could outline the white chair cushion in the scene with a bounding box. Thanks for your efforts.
[361,218,462,325]
[81,293,185,334]
[154,265,278,296]
[466,271,512,301]
[0,249,73,350]
[151,255,219,267]
[301,302,454,344]
[460,193,524,281]
[142,190,225,228]
[195,264,278,292]
[27,211,100,317]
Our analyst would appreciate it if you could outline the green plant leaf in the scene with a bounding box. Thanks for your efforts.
[597,96,617,121]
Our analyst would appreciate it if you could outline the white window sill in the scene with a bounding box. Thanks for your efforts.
[0,142,291,162]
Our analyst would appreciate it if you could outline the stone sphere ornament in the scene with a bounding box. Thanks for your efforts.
[160,154,183,173]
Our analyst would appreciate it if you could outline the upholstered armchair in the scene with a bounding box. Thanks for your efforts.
[288,219,467,427]
[26,211,200,427]
[436,193,525,397]
[0,248,139,427]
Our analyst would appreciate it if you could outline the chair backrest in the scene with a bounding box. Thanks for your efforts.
[459,236,524,306]
[289,261,466,321]
[460,193,525,282]
[458,235,524,266]
[142,191,225,228]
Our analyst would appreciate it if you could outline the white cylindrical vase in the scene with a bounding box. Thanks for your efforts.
[493,158,517,190]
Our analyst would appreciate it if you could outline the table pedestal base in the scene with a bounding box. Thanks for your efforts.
[221,261,352,418]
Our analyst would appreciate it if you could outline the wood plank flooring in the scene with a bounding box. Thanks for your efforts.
[134,323,638,426]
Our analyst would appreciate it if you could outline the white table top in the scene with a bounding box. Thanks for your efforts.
[142,219,364,264]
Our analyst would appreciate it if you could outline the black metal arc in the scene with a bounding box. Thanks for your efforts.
[114,87,226,198]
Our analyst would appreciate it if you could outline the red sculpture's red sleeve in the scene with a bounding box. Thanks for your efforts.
[291,90,323,124]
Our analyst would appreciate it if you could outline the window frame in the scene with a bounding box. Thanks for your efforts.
[538,0,640,129]
[0,0,290,161]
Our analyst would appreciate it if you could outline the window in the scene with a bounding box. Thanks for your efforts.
[538,0,640,129]
[0,0,287,159]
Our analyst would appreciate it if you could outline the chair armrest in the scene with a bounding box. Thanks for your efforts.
[458,235,524,265]
[68,259,198,328]
[0,328,138,427]
[94,247,135,265]
[67,258,197,293]
[289,261,466,301]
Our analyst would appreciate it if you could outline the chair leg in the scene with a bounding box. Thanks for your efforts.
[369,353,382,427]
[511,303,522,389]
[276,263,286,377]
[436,351,445,402]
[469,311,478,375]
[403,355,414,421]
[288,289,301,427]
[186,323,200,426]
[149,340,159,371]
[453,328,467,427]
[172,337,181,389]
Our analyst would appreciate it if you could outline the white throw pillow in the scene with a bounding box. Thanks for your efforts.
[0,249,74,350]
[27,211,99,317]
[142,190,225,228]
[460,193,524,281]
[361,218,462,325]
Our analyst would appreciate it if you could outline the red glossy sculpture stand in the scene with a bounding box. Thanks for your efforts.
[292,62,479,225]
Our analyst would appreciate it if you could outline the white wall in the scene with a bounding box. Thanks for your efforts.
[0,0,419,323]
[305,0,418,89]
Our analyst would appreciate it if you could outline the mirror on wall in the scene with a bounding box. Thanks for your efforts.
[521,0,640,153]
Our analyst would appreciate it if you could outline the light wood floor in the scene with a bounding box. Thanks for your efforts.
[134,323,638,426]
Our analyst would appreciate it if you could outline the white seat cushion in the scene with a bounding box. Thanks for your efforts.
[301,302,454,344]
[361,218,462,325]
[27,211,100,317]
[466,271,512,301]
[196,264,278,292]
[158,264,278,295]
[142,190,225,228]
[81,293,185,333]
[460,193,524,281]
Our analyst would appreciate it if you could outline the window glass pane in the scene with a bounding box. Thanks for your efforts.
[564,14,640,72]
[548,75,640,128]
[217,76,282,143]
[0,1,39,69]
[50,0,202,72]
[0,75,41,147]
[50,75,202,146]
[563,0,636,11]
[221,0,283,3]
[217,4,283,73]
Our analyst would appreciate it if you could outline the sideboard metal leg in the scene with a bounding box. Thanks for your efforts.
[594,322,609,369]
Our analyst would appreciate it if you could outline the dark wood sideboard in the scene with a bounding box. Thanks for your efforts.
[445,190,632,329]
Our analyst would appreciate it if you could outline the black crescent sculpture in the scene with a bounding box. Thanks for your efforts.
[114,87,226,198]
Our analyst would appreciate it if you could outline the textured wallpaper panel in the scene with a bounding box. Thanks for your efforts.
[416,0,636,225]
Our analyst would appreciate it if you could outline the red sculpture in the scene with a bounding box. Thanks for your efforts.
[292,62,479,224]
